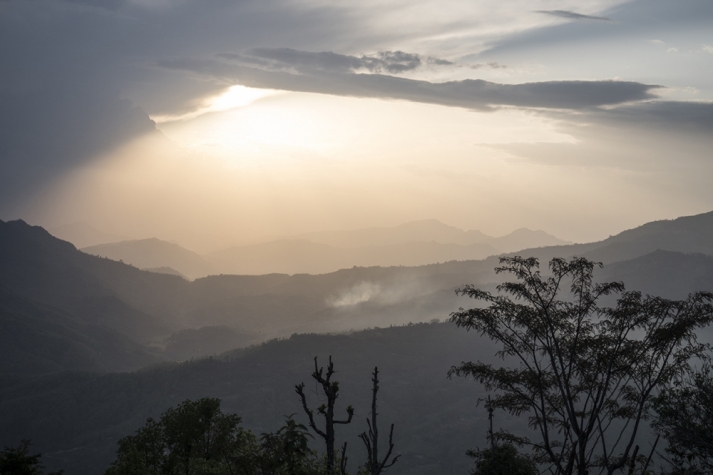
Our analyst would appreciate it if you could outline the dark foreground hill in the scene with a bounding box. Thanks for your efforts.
[0,322,502,475]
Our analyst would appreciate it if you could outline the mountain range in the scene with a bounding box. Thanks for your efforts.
[78,220,570,278]
[1,211,713,376]
[48,222,126,249]
[2,211,713,473]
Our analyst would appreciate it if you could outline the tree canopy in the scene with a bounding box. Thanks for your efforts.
[105,398,327,475]
[653,365,713,474]
[449,256,713,475]
[0,440,63,475]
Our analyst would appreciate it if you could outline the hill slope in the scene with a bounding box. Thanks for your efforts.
[5,211,713,376]
[0,286,160,374]
[82,238,212,280]
[0,220,185,340]
[48,222,126,248]
[0,322,499,475]
[505,210,713,264]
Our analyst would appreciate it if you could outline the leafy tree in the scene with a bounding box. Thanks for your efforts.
[107,398,252,475]
[0,440,63,475]
[449,256,713,475]
[358,367,399,475]
[468,444,538,475]
[653,365,713,474]
[0,440,43,475]
[160,398,242,475]
[106,398,326,475]
[465,396,536,475]
[295,356,354,475]
[109,417,165,475]
[257,416,326,475]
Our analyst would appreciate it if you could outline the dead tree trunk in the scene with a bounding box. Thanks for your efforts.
[295,356,354,475]
[359,367,400,475]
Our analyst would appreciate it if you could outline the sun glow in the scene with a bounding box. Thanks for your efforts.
[157,90,575,162]
[151,85,279,124]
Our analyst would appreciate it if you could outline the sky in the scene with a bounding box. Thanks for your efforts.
[1,0,712,251]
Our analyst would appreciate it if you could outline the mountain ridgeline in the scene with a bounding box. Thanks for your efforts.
[2,212,713,473]
[78,220,570,279]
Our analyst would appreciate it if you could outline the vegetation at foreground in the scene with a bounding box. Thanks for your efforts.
[466,397,537,475]
[450,256,713,475]
[653,366,713,474]
[106,397,328,475]
[0,322,488,475]
[107,359,400,475]
[0,440,63,475]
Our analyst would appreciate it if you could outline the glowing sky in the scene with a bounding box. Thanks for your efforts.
[1,0,712,250]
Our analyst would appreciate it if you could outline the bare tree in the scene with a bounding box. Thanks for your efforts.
[449,256,713,475]
[295,356,354,475]
[358,367,400,475]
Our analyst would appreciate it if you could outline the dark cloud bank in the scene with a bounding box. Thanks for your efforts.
[165,53,660,110]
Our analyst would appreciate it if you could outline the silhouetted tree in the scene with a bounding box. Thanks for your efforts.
[468,444,538,475]
[295,356,354,475]
[106,398,329,475]
[450,256,713,475]
[0,440,42,475]
[106,398,253,475]
[653,365,713,474]
[0,440,63,475]
[257,416,327,475]
[466,396,536,475]
[358,367,399,475]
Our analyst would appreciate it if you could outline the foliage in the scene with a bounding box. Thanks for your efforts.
[257,416,327,475]
[653,366,713,474]
[0,322,510,475]
[0,439,63,475]
[105,398,326,475]
[449,256,713,475]
[467,443,537,475]
[0,440,43,475]
[466,395,536,475]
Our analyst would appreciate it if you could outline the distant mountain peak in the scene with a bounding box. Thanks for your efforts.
[49,221,126,248]
[80,238,211,280]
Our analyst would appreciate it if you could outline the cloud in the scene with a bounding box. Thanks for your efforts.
[702,45,713,53]
[469,62,508,70]
[585,100,713,133]
[537,10,613,22]
[161,56,660,111]
[496,101,713,171]
[221,48,453,74]
[0,0,706,220]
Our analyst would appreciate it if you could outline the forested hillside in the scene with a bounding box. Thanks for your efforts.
[0,322,501,475]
